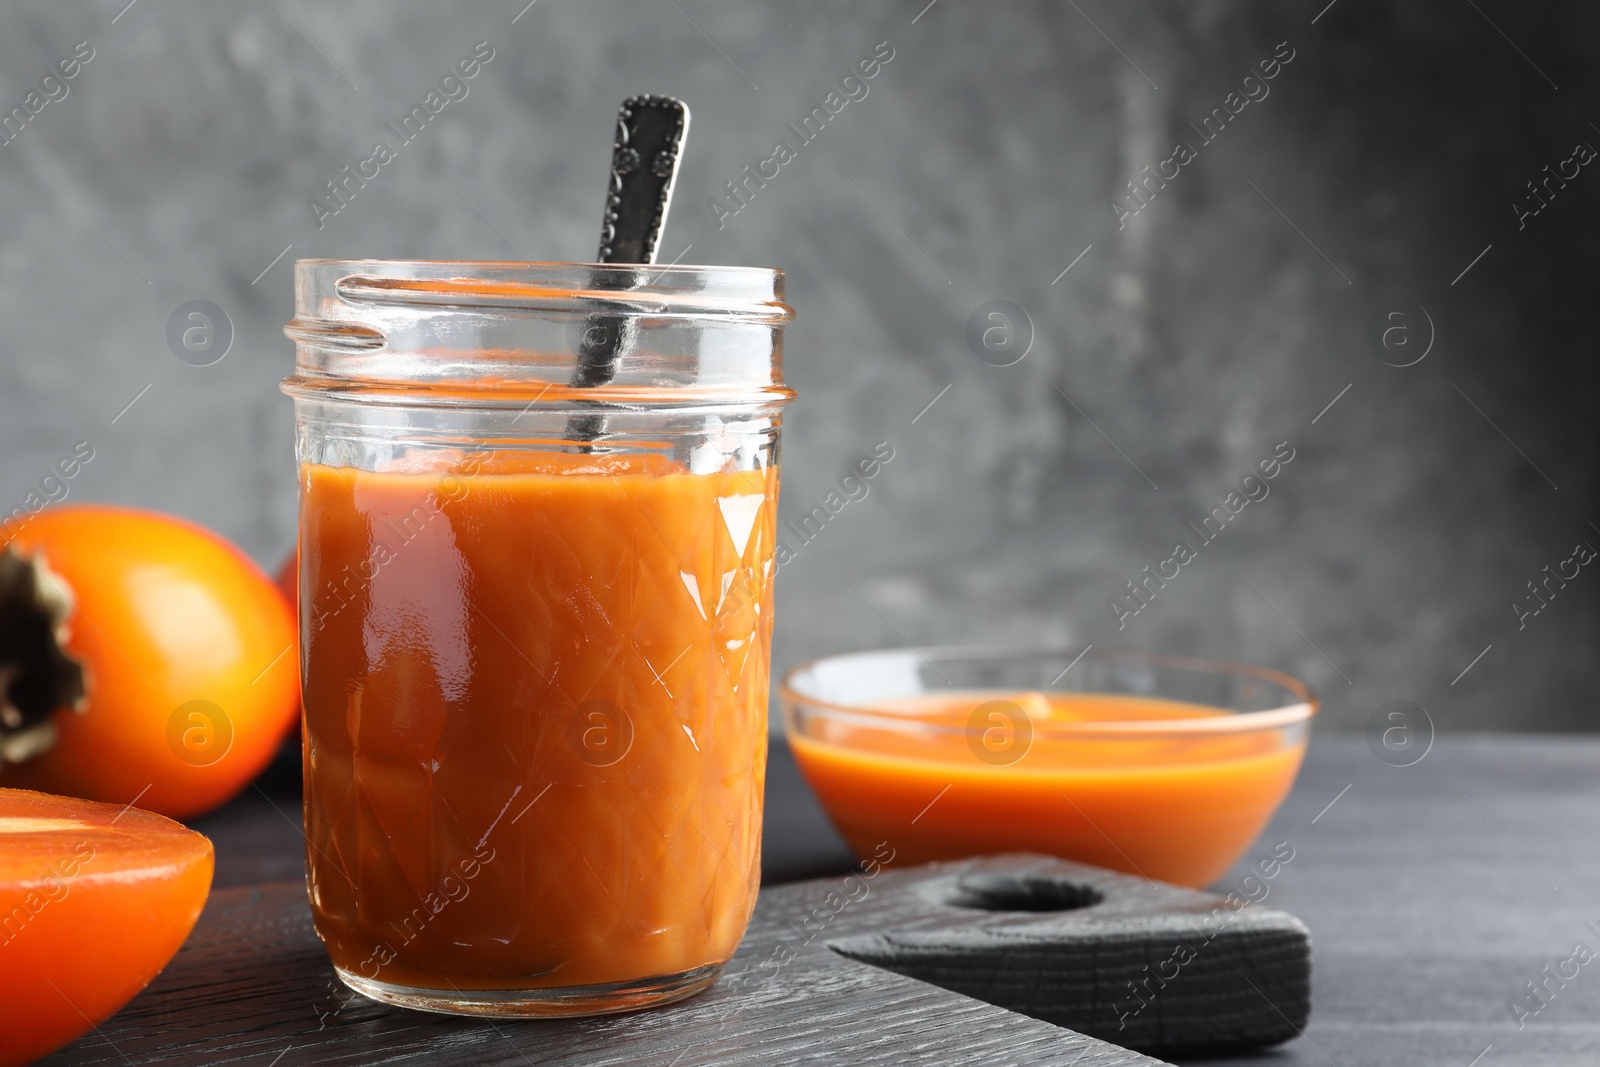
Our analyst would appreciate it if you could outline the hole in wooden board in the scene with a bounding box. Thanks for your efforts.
[945,874,1103,913]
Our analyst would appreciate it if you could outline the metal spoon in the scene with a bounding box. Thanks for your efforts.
[567,95,690,443]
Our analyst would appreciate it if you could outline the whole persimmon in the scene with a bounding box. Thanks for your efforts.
[273,550,303,736]
[273,551,296,612]
[0,506,298,819]
[0,787,213,1067]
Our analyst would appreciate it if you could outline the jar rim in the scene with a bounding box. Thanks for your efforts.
[284,258,794,409]
[296,259,791,320]
[297,257,784,276]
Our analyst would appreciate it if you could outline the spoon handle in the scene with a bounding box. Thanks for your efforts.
[598,95,690,265]
[566,96,690,442]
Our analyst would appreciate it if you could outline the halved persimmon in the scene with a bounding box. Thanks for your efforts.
[0,788,213,1067]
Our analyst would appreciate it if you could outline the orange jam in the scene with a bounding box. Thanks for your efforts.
[300,451,777,992]
[790,691,1305,887]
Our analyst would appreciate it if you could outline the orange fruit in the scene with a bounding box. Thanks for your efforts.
[0,787,213,1067]
[0,506,298,818]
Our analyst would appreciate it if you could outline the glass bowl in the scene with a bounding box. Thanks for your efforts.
[780,647,1316,888]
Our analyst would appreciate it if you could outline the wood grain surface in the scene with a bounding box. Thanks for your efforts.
[38,851,1313,1066]
[826,853,1309,1053]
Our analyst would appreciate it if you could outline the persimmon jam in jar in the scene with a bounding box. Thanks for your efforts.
[282,260,794,1017]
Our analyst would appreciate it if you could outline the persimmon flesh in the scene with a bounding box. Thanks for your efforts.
[0,787,213,1067]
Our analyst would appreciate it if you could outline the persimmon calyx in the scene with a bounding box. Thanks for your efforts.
[0,548,86,764]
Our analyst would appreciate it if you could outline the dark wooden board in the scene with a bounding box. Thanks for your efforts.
[826,853,1309,1054]
[42,854,1310,1066]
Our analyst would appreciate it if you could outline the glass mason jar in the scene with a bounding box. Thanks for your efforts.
[281,260,794,1017]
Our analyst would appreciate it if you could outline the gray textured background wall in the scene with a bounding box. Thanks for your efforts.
[0,1,1592,731]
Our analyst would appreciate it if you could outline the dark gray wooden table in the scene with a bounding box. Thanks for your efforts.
[84,733,1600,1065]
[1201,733,1599,1067]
